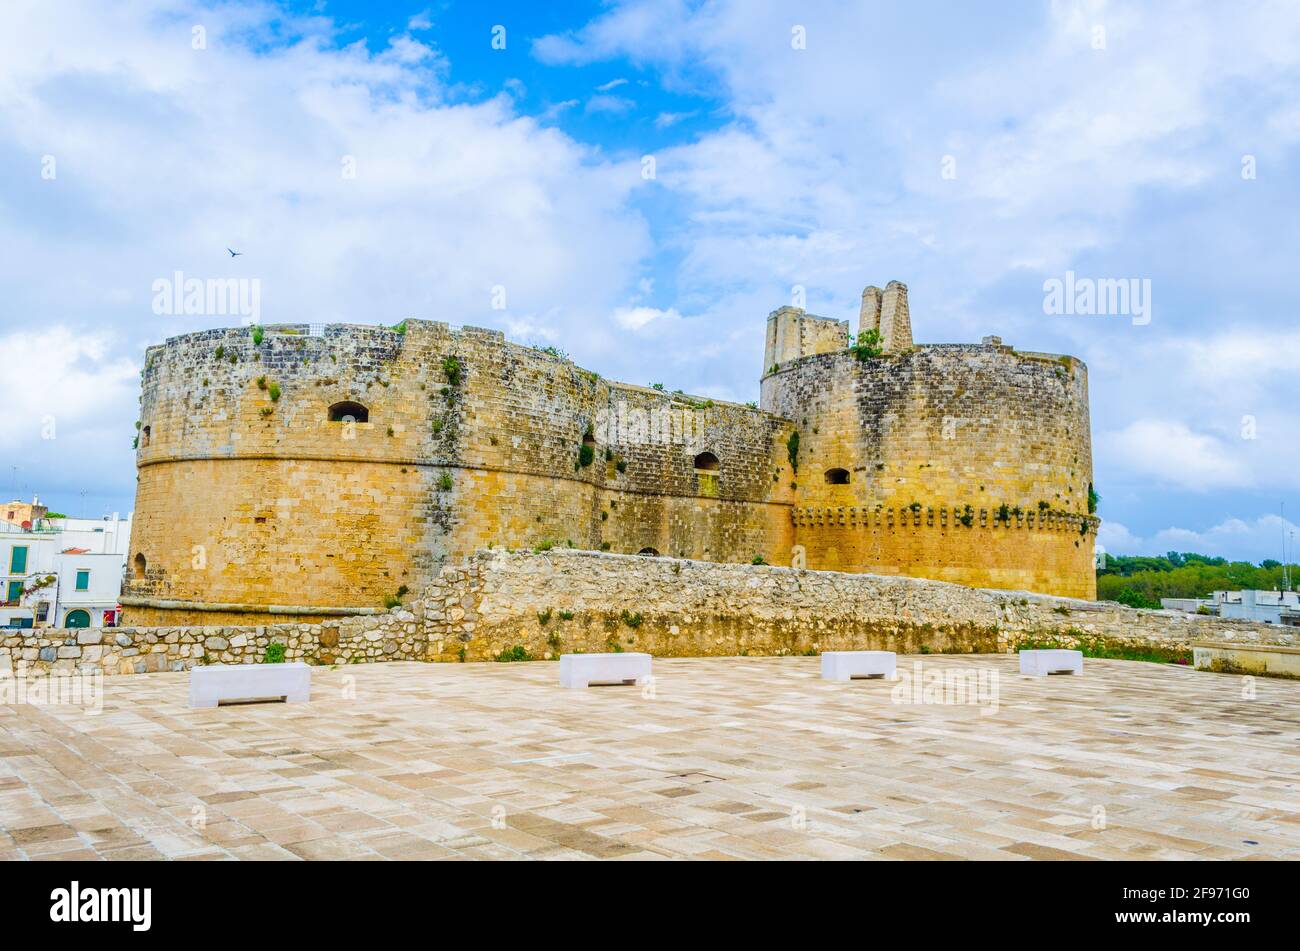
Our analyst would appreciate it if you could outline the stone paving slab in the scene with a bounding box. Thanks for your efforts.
[0,656,1296,860]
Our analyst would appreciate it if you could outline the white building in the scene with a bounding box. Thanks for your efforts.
[1214,589,1300,626]
[1,512,132,630]
[1163,589,1300,626]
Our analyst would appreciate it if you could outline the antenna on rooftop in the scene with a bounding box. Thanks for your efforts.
[1284,503,1291,592]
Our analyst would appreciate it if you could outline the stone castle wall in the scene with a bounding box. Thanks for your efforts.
[125,296,1097,625]
[125,321,793,625]
[761,341,1096,598]
[8,550,1293,677]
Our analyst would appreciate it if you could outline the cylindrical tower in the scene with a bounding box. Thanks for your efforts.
[761,338,1097,598]
[124,320,795,625]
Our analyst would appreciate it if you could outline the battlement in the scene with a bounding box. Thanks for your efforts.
[792,505,1097,534]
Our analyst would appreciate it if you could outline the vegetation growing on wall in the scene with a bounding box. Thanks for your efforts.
[848,327,883,360]
[442,355,462,386]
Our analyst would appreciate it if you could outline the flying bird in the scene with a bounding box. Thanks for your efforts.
[227,248,243,258]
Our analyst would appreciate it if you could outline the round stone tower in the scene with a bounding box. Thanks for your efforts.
[123,320,795,625]
[761,292,1097,599]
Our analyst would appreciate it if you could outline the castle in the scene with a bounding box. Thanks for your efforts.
[122,280,1097,626]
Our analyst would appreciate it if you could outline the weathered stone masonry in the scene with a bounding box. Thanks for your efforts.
[122,280,1097,626]
[10,550,1292,676]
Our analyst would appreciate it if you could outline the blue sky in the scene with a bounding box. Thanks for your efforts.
[2,0,1299,563]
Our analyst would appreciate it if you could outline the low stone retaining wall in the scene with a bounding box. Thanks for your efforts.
[423,550,1296,661]
[0,610,426,676]
[1,549,1294,675]
[1193,641,1300,679]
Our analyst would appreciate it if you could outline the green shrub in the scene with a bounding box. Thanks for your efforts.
[268,381,281,402]
[578,443,595,467]
[264,643,286,664]
[495,645,530,663]
[437,471,453,491]
[1087,482,1100,514]
[537,609,552,626]
[1115,587,1162,610]
[751,554,766,565]
[442,355,462,386]
[251,324,264,345]
[620,610,643,628]
[786,431,800,473]
[848,327,882,360]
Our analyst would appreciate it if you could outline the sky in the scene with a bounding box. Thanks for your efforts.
[1,0,1297,563]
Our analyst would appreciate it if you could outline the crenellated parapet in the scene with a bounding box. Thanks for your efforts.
[791,505,1098,535]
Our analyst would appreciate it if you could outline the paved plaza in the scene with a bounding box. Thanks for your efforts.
[1,655,1297,860]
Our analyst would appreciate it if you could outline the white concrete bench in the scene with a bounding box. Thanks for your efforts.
[560,652,652,688]
[189,662,312,708]
[1018,649,1083,676]
[821,651,897,681]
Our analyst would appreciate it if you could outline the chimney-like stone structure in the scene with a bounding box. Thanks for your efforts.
[858,280,913,352]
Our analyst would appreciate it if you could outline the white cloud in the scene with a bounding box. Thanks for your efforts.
[586,94,636,115]
[532,0,702,70]
[1102,419,1251,490]
[0,0,657,509]
[654,111,695,128]
[0,327,139,505]
[1096,520,1142,554]
[535,0,1300,511]
[613,305,681,330]
[1101,514,1299,562]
